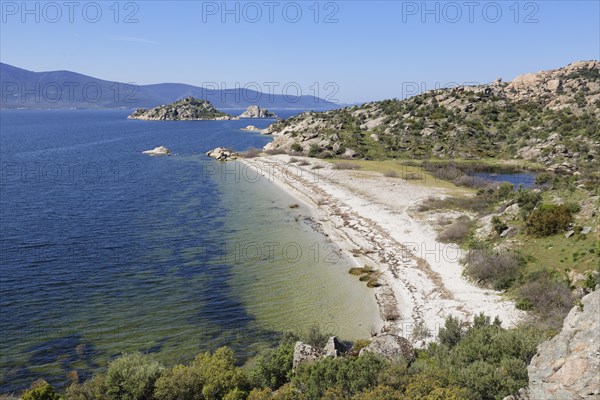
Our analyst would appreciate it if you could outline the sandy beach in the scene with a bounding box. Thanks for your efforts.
[239,154,524,346]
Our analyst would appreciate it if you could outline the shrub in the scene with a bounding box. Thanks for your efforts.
[465,250,523,290]
[249,341,295,389]
[264,148,287,155]
[308,144,321,157]
[335,162,361,170]
[21,380,61,400]
[291,143,303,152]
[304,324,328,348]
[104,353,163,400]
[517,276,574,330]
[353,385,404,400]
[154,347,246,400]
[65,375,107,400]
[438,316,465,349]
[247,388,273,400]
[437,218,471,243]
[243,148,262,158]
[491,216,508,235]
[535,173,551,185]
[348,339,371,356]
[293,353,386,398]
[515,189,542,216]
[497,183,514,199]
[526,204,573,236]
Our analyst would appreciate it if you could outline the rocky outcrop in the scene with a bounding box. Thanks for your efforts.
[129,97,237,120]
[142,146,171,156]
[292,342,324,370]
[324,336,347,358]
[239,105,277,118]
[527,289,600,400]
[241,125,261,132]
[262,61,599,169]
[358,334,415,362]
[206,147,238,161]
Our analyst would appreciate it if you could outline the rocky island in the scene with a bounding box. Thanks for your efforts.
[238,105,278,118]
[128,97,237,121]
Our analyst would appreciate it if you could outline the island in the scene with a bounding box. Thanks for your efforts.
[128,97,238,121]
[238,105,278,118]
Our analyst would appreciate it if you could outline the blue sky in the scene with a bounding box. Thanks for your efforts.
[1,0,599,103]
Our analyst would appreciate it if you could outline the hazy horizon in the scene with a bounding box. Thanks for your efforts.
[1,1,598,103]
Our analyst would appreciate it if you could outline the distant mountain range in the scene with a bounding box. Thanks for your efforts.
[0,63,338,110]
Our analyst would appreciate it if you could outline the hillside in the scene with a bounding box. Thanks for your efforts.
[128,97,234,120]
[0,63,337,110]
[264,61,599,175]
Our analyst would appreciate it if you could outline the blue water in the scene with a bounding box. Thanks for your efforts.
[1,109,354,391]
[470,172,537,188]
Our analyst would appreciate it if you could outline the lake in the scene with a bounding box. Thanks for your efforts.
[0,110,378,391]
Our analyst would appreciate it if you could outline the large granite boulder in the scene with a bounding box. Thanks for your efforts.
[358,334,415,362]
[528,289,600,399]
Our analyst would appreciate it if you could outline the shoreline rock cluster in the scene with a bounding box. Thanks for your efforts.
[292,334,415,371]
[205,147,238,161]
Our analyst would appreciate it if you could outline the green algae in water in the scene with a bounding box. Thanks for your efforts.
[216,161,379,341]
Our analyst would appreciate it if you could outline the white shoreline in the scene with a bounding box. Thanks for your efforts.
[238,155,524,346]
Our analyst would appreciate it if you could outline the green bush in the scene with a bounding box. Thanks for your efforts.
[291,143,303,152]
[104,353,163,400]
[437,316,465,349]
[293,353,386,399]
[249,341,295,389]
[526,204,573,236]
[497,183,514,199]
[304,324,328,348]
[65,374,107,400]
[515,189,542,216]
[154,347,247,400]
[491,216,508,235]
[22,380,62,400]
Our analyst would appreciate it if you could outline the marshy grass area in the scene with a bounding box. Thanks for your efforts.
[327,159,473,196]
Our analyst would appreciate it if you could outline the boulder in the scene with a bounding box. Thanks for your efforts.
[206,147,238,161]
[142,146,171,156]
[324,336,346,358]
[358,334,415,362]
[528,290,600,399]
[241,125,260,131]
[292,342,324,370]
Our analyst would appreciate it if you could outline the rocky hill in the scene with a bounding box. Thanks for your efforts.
[264,61,600,174]
[238,105,278,118]
[128,97,236,120]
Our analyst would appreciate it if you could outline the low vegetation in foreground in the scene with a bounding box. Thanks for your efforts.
[16,315,547,400]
